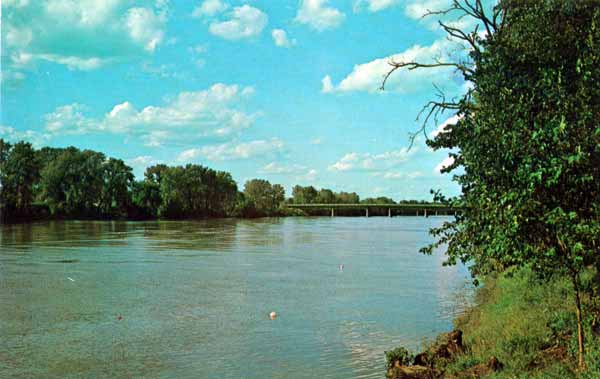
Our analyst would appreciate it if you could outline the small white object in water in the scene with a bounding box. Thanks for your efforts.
[67,277,75,282]
[269,311,277,320]
[339,264,344,271]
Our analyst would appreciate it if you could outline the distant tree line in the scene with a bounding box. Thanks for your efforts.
[0,140,433,222]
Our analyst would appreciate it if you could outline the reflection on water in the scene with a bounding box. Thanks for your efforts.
[0,217,472,379]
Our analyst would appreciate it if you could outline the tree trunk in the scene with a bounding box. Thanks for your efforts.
[573,275,586,370]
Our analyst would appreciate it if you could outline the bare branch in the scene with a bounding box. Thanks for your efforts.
[380,60,474,91]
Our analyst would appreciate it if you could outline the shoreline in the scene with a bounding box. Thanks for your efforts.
[386,267,596,378]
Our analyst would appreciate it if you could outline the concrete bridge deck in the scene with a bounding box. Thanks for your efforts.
[284,203,459,217]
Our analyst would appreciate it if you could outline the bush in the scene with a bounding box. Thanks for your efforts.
[385,347,414,369]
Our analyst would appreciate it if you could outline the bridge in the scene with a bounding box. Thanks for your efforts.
[284,203,460,217]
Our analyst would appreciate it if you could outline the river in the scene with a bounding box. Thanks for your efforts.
[0,217,472,379]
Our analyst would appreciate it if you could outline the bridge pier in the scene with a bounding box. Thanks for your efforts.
[365,208,369,217]
[388,208,391,217]
[424,209,428,218]
[331,208,335,217]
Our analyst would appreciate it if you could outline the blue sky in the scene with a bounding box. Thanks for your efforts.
[1,0,480,200]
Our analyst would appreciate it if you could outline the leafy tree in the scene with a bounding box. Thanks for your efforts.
[1,141,40,218]
[40,147,105,216]
[0,139,12,220]
[361,196,396,204]
[336,191,360,204]
[101,158,134,216]
[131,180,161,218]
[316,188,336,204]
[386,0,599,368]
[244,179,285,216]
[292,185,318,204]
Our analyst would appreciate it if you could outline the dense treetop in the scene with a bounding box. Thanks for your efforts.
[393,0,600,368]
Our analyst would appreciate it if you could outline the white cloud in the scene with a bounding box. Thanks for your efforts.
[178,138,284,162]
[329,152,359,171]
[321,75,334,93]
[353,0,399,13]
[405,0,449,20]
[382,171,423,179]
[2,0,169,73]
[434,156,455,174]
[297,169,318,182]
[2,0,30,8]
[125,155,163,177]
[126,7,166,52]
[329,148,417,172]
[322,38,457,93]
[430,114,461,138]
[209,5,268,40]
[295,0,345,31]
[192,0,229,18]
[271,29,295,48]
[37,54,110,70]
[126,155,159,166]
[0,125,50,147]
[43,83,258,146]
[260,162,305,174]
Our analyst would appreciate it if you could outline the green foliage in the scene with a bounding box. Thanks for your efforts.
[292,185,318,204]
[0,141,40,219]
[403,0,600,368]
[291,185,361,205]
[360,196,396,205]
[385,346,414,369]
[243,179,284,216]
[147,164,239,219]
[449,268,587,378]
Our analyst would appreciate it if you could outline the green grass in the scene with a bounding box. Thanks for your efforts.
[444,267,600,378]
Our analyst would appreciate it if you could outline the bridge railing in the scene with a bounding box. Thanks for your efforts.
[283,203,461,217]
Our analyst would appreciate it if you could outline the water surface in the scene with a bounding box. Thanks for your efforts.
[0,217,472,378]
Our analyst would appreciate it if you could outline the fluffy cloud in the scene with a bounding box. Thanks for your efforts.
[430,114,461,138]
[297,169,318,182]
[321,75,334,93]
[177,138,284,162]
[329,147,417,172]
[404,0,450,20]
[434,156,455,174]
[2,0,168,74]
[271,29,296,48]
[192,0,228,17]
[353,0,399,13]
[322,38,458,93]
[295,0,345,31]
[209,5,268,40]
[0,125,50,147]
[43,83,258,146]
[126,7,166,52]
[260,162,305,174]
[378,171,423,179]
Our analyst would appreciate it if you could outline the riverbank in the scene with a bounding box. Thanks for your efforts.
[386,267,600,378]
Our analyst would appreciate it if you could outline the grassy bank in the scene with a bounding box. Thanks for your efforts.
[386,267,600,378]
[446,268,600,378]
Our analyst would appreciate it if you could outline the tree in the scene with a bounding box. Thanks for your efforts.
[1,141,40,218]
[131,180,161,218]
[316,188,336,204]
[101,158,134,216]
[244,179,284,216]
[40,147,105,216]
[336,191,360,204]
[0,139,12,220]
[292,185,318,204]
[386,0,599,368]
